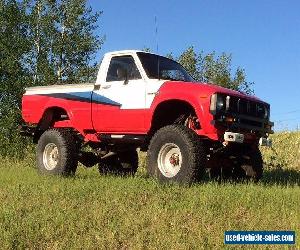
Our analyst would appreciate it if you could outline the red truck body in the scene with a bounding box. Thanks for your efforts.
[22,81,270,142]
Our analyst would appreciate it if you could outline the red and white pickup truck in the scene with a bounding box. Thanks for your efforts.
[21,50,273,183]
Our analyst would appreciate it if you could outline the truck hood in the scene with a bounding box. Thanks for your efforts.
[163,81,265,103]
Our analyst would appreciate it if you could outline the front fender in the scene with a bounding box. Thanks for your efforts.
[147,87,215,135]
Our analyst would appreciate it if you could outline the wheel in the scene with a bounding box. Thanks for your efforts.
[147,125,206,184]
[233,147,264,182]
[98,149,138,176]
[208,156,235,181]
[36,129,78,176]
[209,146,264,182]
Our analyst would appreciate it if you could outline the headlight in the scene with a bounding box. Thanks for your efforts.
[264,105,270,119]
[257,103,270,119]
[210,93,226,115]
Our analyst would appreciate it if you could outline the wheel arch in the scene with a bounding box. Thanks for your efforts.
[34,106,72,142]
[38,106,70,128]
[149,99,201,134]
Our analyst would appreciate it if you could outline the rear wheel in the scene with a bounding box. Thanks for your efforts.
[147,125,206,184]
[98,150,138,176]
[36,129,78,176]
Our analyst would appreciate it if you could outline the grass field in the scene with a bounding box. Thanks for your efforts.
[0,132,299,249]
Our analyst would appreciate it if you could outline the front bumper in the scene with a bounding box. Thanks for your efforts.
[211,113,274,135]
[223,131,272,147]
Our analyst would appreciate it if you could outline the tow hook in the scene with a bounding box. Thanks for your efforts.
[224,132,244,143]
[259,137,272,147]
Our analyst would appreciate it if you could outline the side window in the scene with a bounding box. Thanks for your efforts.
[106,56,141,82]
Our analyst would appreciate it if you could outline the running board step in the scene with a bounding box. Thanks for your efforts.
[99,134,146,144]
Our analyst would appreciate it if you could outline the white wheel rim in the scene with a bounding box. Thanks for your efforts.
[43,143,59,170]
[157,143,182,178]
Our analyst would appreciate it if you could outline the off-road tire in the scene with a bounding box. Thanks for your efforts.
[36,129,78,176]
[210,146,264,182]
[147,125,206,184]
[98,150,138,176]
[233,147,264,182]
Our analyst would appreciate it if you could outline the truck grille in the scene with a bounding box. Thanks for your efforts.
[228,96,267,119]
[211,93,273,134]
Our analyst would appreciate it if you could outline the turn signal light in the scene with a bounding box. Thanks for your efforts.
[225,117,234,123]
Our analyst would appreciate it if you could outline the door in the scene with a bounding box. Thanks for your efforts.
[92,55,146,133]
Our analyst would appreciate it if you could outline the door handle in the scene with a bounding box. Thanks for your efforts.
[102,85,111,89]
[147,91,159,95]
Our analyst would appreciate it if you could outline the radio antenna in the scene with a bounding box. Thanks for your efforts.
[155,16,159,54]
[155,16,160,80]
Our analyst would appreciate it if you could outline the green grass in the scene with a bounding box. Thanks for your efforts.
[0,156,299,249]
[261,131,300,170]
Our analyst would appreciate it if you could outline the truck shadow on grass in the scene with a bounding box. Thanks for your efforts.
[260,168,300,186]
[200,168,300,186]
[76,164,300,187]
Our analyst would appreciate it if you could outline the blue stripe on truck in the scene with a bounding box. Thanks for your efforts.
[40,92,121,106]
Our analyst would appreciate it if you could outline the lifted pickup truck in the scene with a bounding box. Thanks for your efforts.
[21,50,273,183]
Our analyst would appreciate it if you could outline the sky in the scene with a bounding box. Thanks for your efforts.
[88,0,300,131]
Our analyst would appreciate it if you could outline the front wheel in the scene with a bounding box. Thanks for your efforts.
[233,147,264,182]
[36,129,78,176]
[147,125,206,184]
[209,146,264,182]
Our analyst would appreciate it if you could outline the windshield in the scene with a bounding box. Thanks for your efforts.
[137,52,194,82]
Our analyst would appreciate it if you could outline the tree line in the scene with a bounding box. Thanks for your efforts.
[0,0,102,157]
[0,0,253,158]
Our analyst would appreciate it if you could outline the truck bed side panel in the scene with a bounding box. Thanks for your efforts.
[22,92,93,133]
